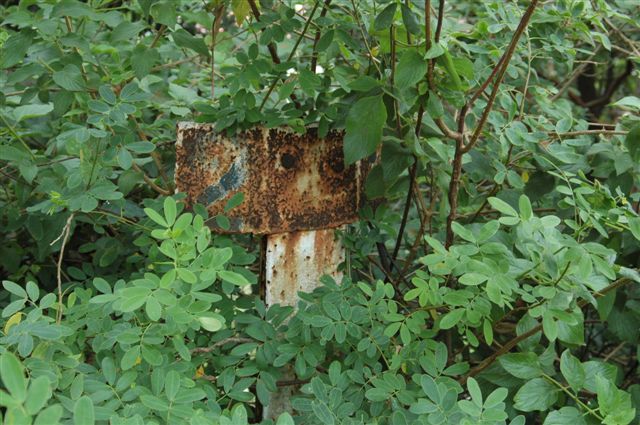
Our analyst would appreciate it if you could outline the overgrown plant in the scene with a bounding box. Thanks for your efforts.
[1,0,640,424]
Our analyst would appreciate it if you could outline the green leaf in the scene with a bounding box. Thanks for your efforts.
[400,4,421,35]
[0,29,34,69]
[344,95,386,165]
[52,64,85,91]
[121,346,140,370]
[513,378,558,412]
[131,45,160,79]
[13,103,54,122]
[365,387,390,402]
[628,217,640,241]
[3,280,27,298]
[172,28,210,57]
[120,287,151,312]
[311,400,335,425]
[560,350,585,392]
[499,353,541,379]
[0,352,27,402]
[141,345,163,366]
[613,96,640,109]
[542,312,558,341]
[145,297,162,321]
[231,0,251,25]
[458,273,487,286]
[624,124,640,161]
[439,309,464,329]
[164,370,180,401]
[467,377,482,406]
[374,3,397,31]
[174,388,206,404]
[276,412,295,425]
[425,42,446,59]
[25,376,52,415]
[396,50,426,90]
[163,197,177,226]
[542,407,586,425]
[117,147,133,170]
[73,395,95,425]
[199,315,224,332]
[519,195,532,221]
[140,394,169,411]
[34,405,63,425]
[150,1,177,26]
[488,197,518,217]
[218,270,250,286]
[145,207,168,227]
[484,387,508,408]
[225,192,245,212]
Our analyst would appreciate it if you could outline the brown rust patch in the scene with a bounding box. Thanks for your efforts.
[265,229,344,306]
[175,123,374,234]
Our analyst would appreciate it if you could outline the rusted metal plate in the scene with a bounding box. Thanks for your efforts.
[264,228,344,307]
[175,122,372,234]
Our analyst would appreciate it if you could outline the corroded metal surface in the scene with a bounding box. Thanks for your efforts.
[265,228,343,307]
[175,122,372,234]
[263,228,343,419]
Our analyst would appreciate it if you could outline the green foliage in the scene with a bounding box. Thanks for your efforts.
[1,0,640,424]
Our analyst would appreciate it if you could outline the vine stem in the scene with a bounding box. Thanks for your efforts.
[542,373,604,421]
[52,213,75,324]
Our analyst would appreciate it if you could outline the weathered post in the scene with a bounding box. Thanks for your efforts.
[175,123,372,418]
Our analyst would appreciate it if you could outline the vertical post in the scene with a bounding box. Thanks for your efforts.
[175,123,374,420]
[263,228,344,419]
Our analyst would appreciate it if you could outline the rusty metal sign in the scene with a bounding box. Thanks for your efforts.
[175,122,373,234]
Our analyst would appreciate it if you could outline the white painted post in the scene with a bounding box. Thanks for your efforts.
[263,228,343,418]
[175,123,372,421]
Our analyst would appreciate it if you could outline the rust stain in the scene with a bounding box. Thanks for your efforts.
[265,229,344,306]
[175,123,375,234]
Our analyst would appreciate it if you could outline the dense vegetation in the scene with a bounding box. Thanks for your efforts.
[1,0,640,424]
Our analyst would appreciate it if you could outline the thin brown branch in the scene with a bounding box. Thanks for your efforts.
[392,161,417,265]
[132,162,171,196]
[551,129,628,137]
[462,0,540,153]
[445,139,464,248]
[310,0,332,73]
[258,1,320,110]
[446,0,539,248]
[210,5,225,100]
[435,0,445,43]
[247,0,281,65]
[150,25,166,49]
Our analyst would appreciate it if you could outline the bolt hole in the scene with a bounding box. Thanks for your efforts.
[331,161,345,173]
[281,153,296,169]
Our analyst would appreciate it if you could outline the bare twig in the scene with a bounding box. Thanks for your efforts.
[52,213,75,324]
[210,4,225,100]
[310,0,332,73]
[132,162,171,196]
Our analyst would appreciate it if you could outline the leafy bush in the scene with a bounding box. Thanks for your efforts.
[1,0,639,424]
